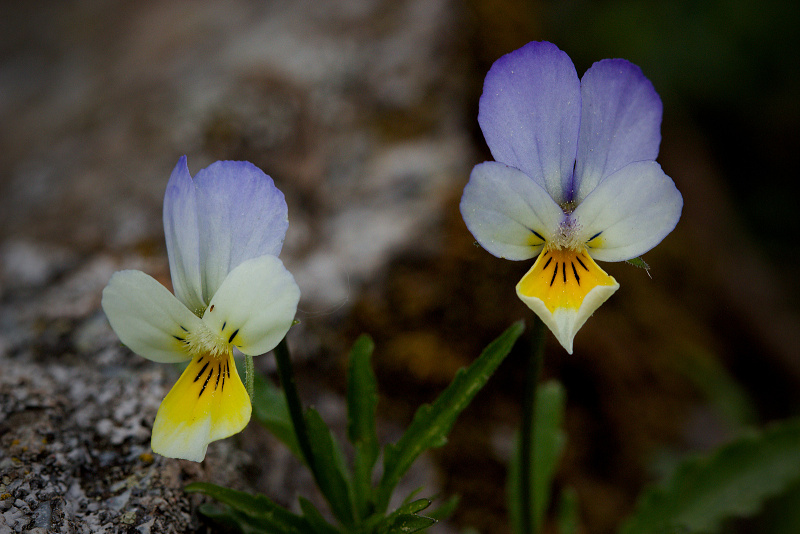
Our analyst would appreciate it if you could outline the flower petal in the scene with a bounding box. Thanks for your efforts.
[163,156,205,315]
[101,270,202,363]
[202,255,300,357]
[572,161,683,262]
[516,248,619,354]
[574,59,663,202]
[151,350,250,461]
[194,160,289,303]
[478,41,580,204]
[461,162,565,260]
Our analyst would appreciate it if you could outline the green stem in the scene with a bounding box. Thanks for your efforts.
[273,337,317,474]
[520,318,546,534]
[245,354,255,402]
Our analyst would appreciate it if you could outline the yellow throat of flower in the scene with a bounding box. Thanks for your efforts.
[151,339,251,461]
[515,246,619,354]
[517,247,616,313]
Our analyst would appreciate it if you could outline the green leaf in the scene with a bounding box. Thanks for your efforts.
[677,345,758,428]
[556,487,579,534]
[383,514,436,534]
[376,498,436,534]
[346,334,380,519]
[304,407,356,527]
[426,494,460,521]
[376,321,525,512]
[185,482,309,533]
[298,497,342,534]
[198,502,307,534]
[619,418,800,534]
[251,371,303,459]
[508,380,567,533]
[197,503,250,533]
[761,478,800,534]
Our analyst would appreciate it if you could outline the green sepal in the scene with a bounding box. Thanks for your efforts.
[346,334,380,519]
[508,380,567,533]
[305,407,356,527]
[376,321,525,512]
[185,482,309,533]
[619,418,800,534]
[625,256,651,275]
[250,371,303,460]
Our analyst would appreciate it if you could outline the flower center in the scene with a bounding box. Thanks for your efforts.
[549,217,583,251]
[185,323,231,360]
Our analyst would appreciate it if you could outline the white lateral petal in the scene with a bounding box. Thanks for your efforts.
[101,270,202,363]
[163,156,205,315]
[202,255,300,356]
[460,162,565,261]
[572,161,683,262]
[194,161,289,302]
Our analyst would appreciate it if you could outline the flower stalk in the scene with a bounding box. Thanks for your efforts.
[273,337,317,475]
[519,318,546,534]
[245,354,255,402]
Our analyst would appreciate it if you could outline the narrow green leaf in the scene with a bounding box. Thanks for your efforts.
[305,407,356,527]
[556,487,579,534]
[426,495,460,521]
[198,503,307,534]
[298,497,342,534]
[383,514,436,534]
[619,418,800,534]
[197,503,250,533]
[376,499,436,534]
[377,321,525,512]
[347,334,379,449]
[250,371,303,459]
[677,345,758,428]
[761,478,800,534]
[346,334,380,519]
[185,482,308,533]
[508,380,567,533]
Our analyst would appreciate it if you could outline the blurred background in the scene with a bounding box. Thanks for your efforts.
[1,1,798,533]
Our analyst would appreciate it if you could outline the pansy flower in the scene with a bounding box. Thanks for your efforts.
[102,157,300,461]
[460,41,682,353]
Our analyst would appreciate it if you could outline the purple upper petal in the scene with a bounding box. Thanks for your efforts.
[478,41,581,205]
[573,59,663,203]
[193,160,288,303]
[163,156,205,314]
[163,157,289,310]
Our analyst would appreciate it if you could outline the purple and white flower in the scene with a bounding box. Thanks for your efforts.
[102,157,300,461]
[460,41,682,353]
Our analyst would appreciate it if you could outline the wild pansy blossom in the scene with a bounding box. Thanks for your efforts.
[461,41,682,353]
[102,157,300,461]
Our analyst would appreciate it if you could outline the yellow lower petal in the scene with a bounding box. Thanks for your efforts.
[151,350,251,461]
[516,248,619,354]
